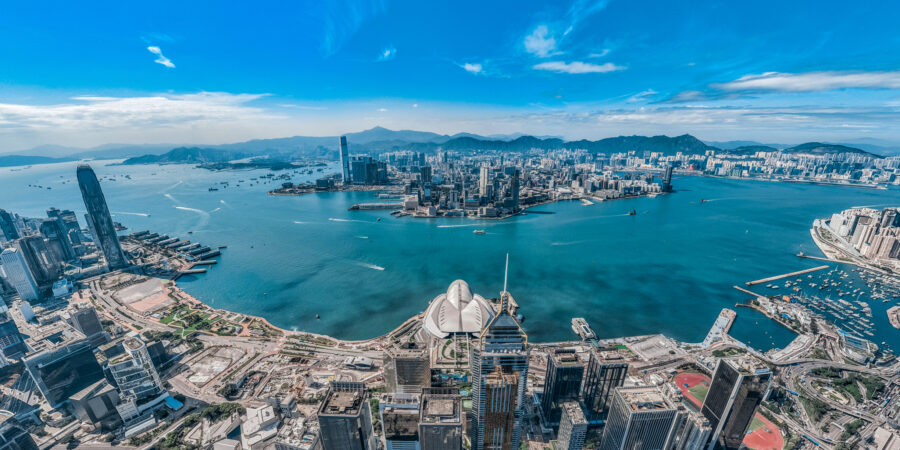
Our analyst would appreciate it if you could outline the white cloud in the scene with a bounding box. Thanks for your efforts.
[147,46,175,68]
[378,108,388,112]
[461,63,483,75]
[378,45,396,62]
[588,49,611,58]
[714,71,900,92]
[627,89,658,102]
[412,103,419,108]
[524,25,557,57]
[533,61,625,74]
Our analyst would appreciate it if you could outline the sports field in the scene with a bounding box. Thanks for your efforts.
[673,371,784,450]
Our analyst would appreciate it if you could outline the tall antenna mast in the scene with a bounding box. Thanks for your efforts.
[501,253,509,312]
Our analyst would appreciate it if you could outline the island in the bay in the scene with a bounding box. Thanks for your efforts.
[1,161,899,450]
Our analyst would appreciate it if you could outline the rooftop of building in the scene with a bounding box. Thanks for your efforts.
[618,386,672,412]
[561,402,586,424]
[421,395,461,425]
[319,387,366,416]
[123,337,144,351]
[725,357,771,375]
[551,348,583,366]
[386,340,428,357]
[380,393,420,405]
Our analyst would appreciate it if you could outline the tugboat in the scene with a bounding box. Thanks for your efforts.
[628,209,637,216]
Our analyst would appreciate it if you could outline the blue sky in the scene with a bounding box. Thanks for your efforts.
[2,0,900,150]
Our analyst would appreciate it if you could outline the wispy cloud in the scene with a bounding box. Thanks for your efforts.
[714,70,900,92]
[533,61,624,74]
[524,25,557,57]
[147,46,175,68]
[524,0,611,59]
[320,0,386,57]
[461,63,484,75]
[378,45,396,62]
[377,107,388,112]
[627,89,658,102]
[0,92,275,131]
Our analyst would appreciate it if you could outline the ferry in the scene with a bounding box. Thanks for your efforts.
[209,187,219,191]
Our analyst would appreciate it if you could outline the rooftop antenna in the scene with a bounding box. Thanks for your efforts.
[501,253,509,312]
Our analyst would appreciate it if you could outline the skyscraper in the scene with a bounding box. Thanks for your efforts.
[77,164,129,270]
[66,303,108,347]
[419,388,462,450]
[384,341,431,394]
[0,248,39,301]
[557,402,587,450]
[599,386,679,450]
[379,393,420,450]
[16,236,60,292]
[102,337,166,421]
[662,166,674,193]
[339,136,351,184]
[510,169,520,212]
[24,335,105,407]
[318,382,377,450]
[0,209,19,242]
[39,219,75,262]
[479,165,490,199]
[471,260,529,450]
[540,349,584,427]
[0,313,27,360]
[701,359,772,450]
[582,349,628,422]
[0,411,39,450]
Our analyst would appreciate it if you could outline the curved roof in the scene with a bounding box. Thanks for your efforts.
[423,280,494,338]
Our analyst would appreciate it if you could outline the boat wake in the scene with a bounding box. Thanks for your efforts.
[209,207,221,213]
[163,193,179,203]
[357,262,385,271]
[437,223,481,228]
[328,218,368,223]
[551,240,592,246]
[174,206,208,215]
[112,211,151,217]
[220,199,230,207]
[355,236,369,239]
[293,220,310,224]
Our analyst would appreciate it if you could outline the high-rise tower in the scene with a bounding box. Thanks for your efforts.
[340,136,351,184]
[77,165,129,270]
[471,256,529,450]
[701,359,771,450]
[540,349,584,427]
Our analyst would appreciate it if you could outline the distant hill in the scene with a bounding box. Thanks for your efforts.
[0,155,74,167]
[786,142,878,157]
[121,147,248,165]
[3,127,888,167]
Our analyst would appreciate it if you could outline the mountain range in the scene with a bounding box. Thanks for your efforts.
[0,127,893,167]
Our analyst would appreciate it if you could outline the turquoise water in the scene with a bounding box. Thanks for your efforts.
[2,161,898,350]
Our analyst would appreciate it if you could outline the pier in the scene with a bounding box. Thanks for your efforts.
[746,265,829,286]
[348,202,403,210]
[732,285,766,298]
[796,253,859,266]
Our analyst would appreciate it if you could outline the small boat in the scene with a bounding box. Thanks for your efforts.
[209,187,218,191]
[316,314,320,319]
[700,199,707,203]
[473,229,486,235]
[187,231,193,234]
[376,217,382,222]
[628,209,637,216]
[218,245,228,249]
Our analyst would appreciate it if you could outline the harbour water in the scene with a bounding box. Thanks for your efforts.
[2,160,898,350]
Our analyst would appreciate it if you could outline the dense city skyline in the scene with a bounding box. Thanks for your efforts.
[2,0,900,150]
